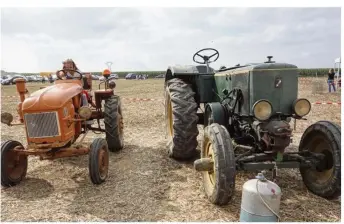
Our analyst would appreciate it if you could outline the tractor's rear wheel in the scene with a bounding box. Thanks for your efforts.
[165,78,199,160]
[1,140,28,187]
[299,120,341,199]
[201,123,236,205]
[104,95,124,152]
[89,138,109,184]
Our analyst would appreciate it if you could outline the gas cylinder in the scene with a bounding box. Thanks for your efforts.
[239,172,282,222]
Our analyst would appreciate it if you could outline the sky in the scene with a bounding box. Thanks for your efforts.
[1,7,341,73]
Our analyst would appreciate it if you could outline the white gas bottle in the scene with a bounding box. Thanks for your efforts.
[239,172,282,222]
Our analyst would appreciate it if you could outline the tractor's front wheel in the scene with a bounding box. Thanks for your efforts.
[200,123,236,205]
[1,140,28,187]
[299,120,341,199]
[89,138,109,185]
[104,95,124,152]
[165,78,199,160]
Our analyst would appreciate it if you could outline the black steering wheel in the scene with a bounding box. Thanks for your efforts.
[193,48,219,64]
[56,69,83,80]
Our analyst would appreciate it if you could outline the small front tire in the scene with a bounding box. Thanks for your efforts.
[89,138,109,185]
[201,123,236,205]
[1,140,28,187]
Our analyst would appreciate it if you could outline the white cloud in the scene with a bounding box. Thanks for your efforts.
[1,7,341,73]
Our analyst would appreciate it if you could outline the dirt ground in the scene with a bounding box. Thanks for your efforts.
[0,77,341,222]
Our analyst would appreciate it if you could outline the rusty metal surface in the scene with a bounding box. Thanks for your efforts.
[42,147,90,160]
[13,144,90,159]
[4,148,27,180]
[98,147,109,179]
[28,141,72,149]
[90,110,104,119]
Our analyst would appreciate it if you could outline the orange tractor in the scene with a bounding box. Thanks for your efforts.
[1,69,123,187]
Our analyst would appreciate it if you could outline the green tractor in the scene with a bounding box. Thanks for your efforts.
[164,48,341,205]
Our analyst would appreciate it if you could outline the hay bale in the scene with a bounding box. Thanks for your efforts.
[311,79,326,94]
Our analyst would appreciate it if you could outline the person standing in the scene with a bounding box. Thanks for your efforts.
[328,68,336,92]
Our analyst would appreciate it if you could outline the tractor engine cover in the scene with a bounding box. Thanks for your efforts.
[260,120,292,151]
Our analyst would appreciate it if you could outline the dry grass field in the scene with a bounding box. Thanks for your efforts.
[0,77,341,222]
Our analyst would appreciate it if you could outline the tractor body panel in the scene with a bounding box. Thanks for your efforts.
[195,75,217,103]
[214,63,298,116]
[165,65,216,103]
[250,68,298,115]
[21,80,84,145]
[22,81,83,112]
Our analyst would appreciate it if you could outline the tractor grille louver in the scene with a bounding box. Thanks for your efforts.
[24,112,60,138]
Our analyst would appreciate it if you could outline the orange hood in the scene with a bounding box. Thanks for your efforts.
[22,82,83,112]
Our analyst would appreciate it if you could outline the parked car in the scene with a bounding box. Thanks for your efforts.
[31,76,39,82]
[109,74,119,79]
[26,76,35,82]
[35,76,43,82]
[1,75,27,85]
[125,73,137,80]
[155,74,165,78]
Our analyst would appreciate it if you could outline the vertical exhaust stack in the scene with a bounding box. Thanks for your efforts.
[15,78,27,123]
[16,78,27,103]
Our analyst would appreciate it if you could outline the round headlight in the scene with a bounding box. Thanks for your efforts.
[293,98,311,117]
[252,100,273,121]
[79,106,92,120]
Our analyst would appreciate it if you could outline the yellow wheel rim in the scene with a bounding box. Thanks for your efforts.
[309,140,334,184]
[205,141,216,186]
[202,135,216,193]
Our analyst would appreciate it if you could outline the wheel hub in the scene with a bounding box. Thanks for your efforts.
[316,149,333,172]
[303,138,335,184]
[98,147,109,179]
[205,141,216,186]
[6,151,27,181]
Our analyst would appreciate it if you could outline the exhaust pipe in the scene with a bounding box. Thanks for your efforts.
[15,78,27,123]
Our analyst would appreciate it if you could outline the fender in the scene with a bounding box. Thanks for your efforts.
[204,102,227,127]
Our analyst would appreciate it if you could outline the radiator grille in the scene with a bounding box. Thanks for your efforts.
[24,112,60,138]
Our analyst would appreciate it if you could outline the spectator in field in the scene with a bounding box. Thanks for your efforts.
[48,74,53,83]
[328,68,336,92]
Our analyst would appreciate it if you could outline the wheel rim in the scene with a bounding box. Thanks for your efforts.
[5,150,27,181]
[117,114,124,136]
[167,94,174,137]
[98,146,109,179]
[202,136,216,191]
[304,136,334,184]
[206,141,216,185]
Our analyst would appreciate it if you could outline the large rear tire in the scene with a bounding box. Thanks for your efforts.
[299,120,341,199]
[201,123,236,205]
[165,78,199,160]
[104,95,124,152]
[1,140,28,187]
